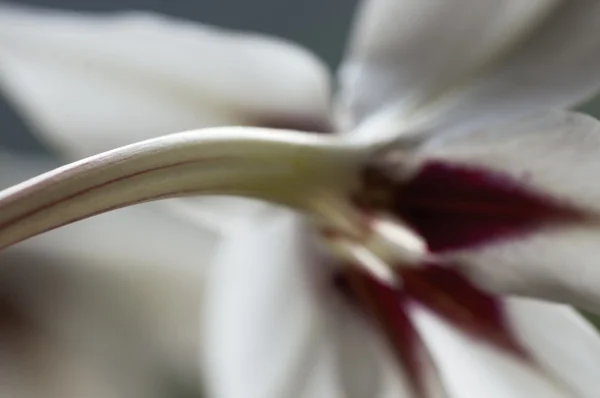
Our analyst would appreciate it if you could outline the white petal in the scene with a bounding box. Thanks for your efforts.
[0,4,331,158]
[417,111,600,312]
[410,298,599,398]
[505,298,600,397]
[0,152,216,385]
[201,210,414,398]
[165,196,286,237]
[338,0,600,143]
[421,111,600,213]
[0,4,332,236]
[459,225,600,315]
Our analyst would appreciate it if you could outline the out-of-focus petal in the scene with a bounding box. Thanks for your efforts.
[414,111,600,312]
[339,268,449,398]
[338,0,600,143]
[201,210,414,398]
[412,297,600,398]
[0,152,216,386]
[0,4,332,236]
[504,298,600,397]
[0,4,331,158]
[338,0,556,129]
[165,196,282,237]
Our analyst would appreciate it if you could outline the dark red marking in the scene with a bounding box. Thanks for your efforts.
[342,161,564,385]
[390,161,582,252]
[400,263,525,357]
[335,268,426,397]
[334,263,529,391]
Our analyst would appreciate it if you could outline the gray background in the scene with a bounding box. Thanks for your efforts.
[0,0,360,153]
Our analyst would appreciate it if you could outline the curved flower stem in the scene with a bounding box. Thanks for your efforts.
[0,126,362,249]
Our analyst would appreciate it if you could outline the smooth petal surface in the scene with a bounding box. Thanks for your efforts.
[201,211,414,398]
[411,298,600,397]
[0,153,216,388]
[505,298,600,397]
[415,111,600,312]
[338,0,600,143]
[0,4,332,234]
[0,4,331,157]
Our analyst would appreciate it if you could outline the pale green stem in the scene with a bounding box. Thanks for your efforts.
[0,126,362,249]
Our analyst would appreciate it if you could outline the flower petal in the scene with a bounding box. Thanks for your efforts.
[411,298,600,398]
[201,211,414,398]
[504,298,600,398]
[363,159,582,253]
[0,4,331,157]
[0,4,332,235]
[0,152,216,382]
[416,111,600,312]
[338,0,600,143]
[400,265,524,357]
[336,268,449,398]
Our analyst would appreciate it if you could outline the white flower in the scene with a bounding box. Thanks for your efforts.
[1,1,600,398]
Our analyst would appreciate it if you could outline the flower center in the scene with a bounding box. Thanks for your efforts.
[312,149,585,394]
[354,151,583,253]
